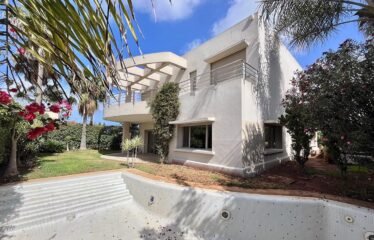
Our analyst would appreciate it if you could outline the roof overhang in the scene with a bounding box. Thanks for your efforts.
[169,117,215,125]
[114,52,187,91]
[204,40,248,63]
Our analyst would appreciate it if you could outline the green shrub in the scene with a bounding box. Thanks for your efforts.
[98,126,122,150]
[46,123,122,151]
[0,125,11,166]
[39,140,65,153]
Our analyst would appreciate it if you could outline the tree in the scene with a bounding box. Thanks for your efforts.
[1,1,141,98]
[0,90,70,177]
[131,136,143,168]
[280,75,315,168]
[260,0,374,48]
[282,39,374,176]
[78,94,98,150]
[122,138,133,167]
[150,82,180,163]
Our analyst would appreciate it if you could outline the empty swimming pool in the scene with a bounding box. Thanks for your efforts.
[1,172,373,240]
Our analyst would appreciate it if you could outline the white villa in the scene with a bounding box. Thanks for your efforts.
[104,14,301,177]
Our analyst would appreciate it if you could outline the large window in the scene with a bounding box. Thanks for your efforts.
[182,125,212,150]
[264,124,283,149]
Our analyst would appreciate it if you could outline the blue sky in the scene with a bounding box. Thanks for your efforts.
[70,0,365,125]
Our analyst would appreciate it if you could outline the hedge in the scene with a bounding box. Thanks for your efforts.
[46,123,122,151]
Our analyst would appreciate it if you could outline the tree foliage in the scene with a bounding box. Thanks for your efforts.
[280,80,315,168]
[260,0,374,48]
[150,82,180,163]
[282,39,374,175]
[0,0,141,96]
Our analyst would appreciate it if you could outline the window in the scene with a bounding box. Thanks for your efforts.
[189,70,197,93]
[182,125,212,150]
[264,124,282,149]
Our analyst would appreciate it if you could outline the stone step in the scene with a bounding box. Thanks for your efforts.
[0,172,133,232]
[0,179,125,201]
[0,187,130,213]
[0,173,124,195]
[4,195,132,232]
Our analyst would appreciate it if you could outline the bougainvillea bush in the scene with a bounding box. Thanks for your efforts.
[0,90,71,177]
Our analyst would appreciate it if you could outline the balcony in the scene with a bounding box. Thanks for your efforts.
[104,59,257,123]
[178,60,257,95]
[103,89,157,123]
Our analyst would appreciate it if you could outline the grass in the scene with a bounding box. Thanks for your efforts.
[24,150,125,180]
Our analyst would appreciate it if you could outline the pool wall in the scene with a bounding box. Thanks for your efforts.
[122,173,374,240]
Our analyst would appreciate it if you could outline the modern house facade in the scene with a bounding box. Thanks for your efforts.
[104,14,302,177]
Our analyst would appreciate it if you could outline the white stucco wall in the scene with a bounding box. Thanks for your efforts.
[168,15,261,175]
[168,14,302,176]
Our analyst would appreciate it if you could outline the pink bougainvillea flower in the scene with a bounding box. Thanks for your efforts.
[19,111,36,122]
[18,47,26,55]
[27,127,46,140]
[38,103,46,114]
[0,91,12,105]
[9,88,18,93]
[59,99,72,111]
[49,104,60,113]
[26,102,42,113]
[44,121,55,132]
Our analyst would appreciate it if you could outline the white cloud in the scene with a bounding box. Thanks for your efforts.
[134,0,204,22]
[184,38,203,52]
[212,0,258,35]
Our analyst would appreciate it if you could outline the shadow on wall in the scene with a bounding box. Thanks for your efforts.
[256,23,283,121]
[242,123,265,177]
[0,185,22,239]
[139,188,235,240]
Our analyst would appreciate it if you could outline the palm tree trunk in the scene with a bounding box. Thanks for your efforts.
[35,51,44,105]
[89,115,94,126]
[80,114,87,150]
[4,129,19,177]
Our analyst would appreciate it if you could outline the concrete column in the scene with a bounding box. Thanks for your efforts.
[122,122,131,141]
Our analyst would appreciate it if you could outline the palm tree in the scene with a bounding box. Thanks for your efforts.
[1,0,141,98]
[260,0,374,48]
[78,93,98,150]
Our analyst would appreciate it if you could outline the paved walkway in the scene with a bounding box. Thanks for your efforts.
[101,153,159,164]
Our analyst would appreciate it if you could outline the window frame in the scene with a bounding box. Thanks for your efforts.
[181,124,212,150]
[264,123,283,150]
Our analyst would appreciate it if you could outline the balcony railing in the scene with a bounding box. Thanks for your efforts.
[105,60,257,107]
[178,60,257,95]
[105,88,157,107]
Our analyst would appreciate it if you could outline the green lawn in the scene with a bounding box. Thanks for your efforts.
[24,150,125,180]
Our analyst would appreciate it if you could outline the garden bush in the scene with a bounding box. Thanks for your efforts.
[46,123,122,151]
[39,140,65,153]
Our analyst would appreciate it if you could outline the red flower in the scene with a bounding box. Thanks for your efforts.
[27,127,46,140]
[9,27,15,33]
[49,104,60,113]
[18,48,26,55]
[9,88,18,93]
[26,102,41,113]
[44,122,55,132]
[38,104,46,114]
[19,111,36,122]
[0,91,12,105]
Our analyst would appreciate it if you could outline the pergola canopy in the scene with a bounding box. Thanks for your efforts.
[114,52,187,91]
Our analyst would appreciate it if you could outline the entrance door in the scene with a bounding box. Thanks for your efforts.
[146,131,156,154]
